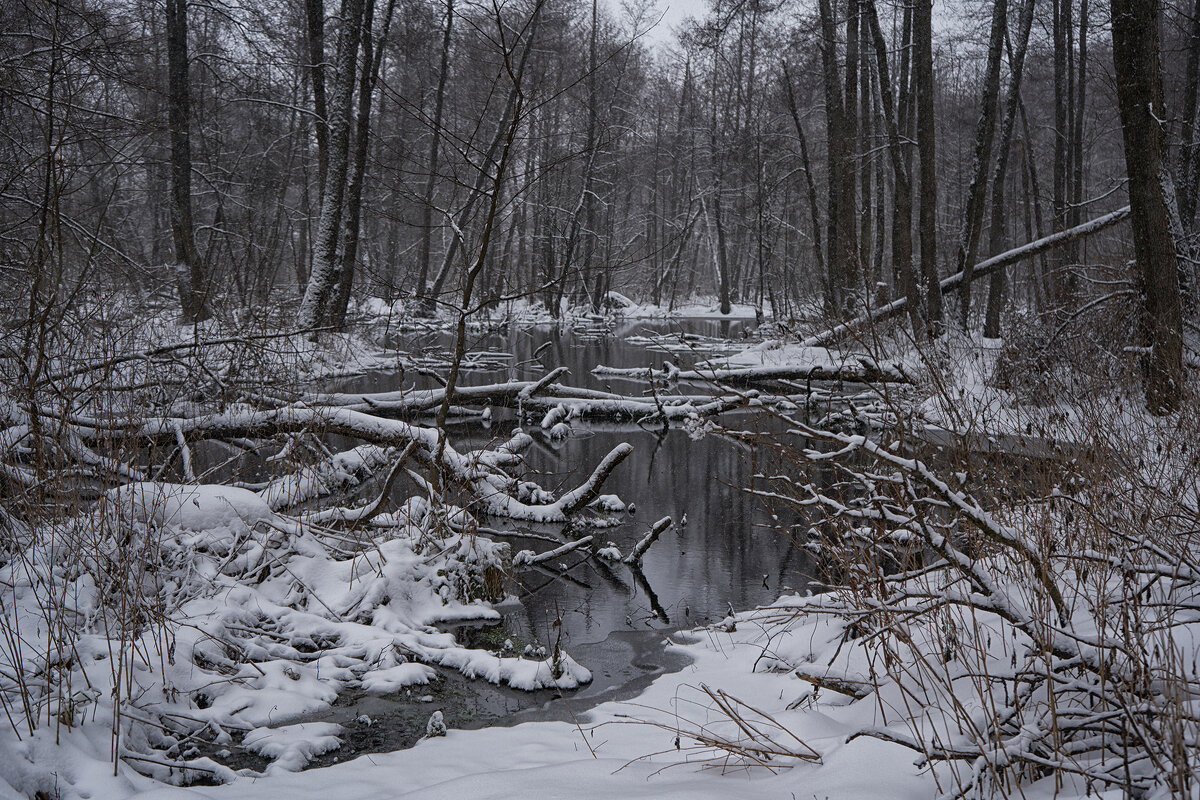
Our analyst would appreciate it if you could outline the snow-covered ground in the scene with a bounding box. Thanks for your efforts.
[120,600,933,800]
[5,305,1197,800]
[356,293,770,327]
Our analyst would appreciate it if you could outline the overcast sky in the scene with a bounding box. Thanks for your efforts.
[631,0,708,48]
[627,0,984,52]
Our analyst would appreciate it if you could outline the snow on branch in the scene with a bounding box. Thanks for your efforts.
[799,206,1132,348]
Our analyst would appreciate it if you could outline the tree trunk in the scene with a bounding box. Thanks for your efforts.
[984,0,1036,338]
[1069,0,1088,265]
[298,0,366,330]
[1018,96,1050,304]
[330,0,395,328]
[817,0,843,315]
[166,0,208,323]
[306,0,328,203]
[783,63,827,290]
[583,0,601,311]
[415,0,454,312]
[859,7,874,298]
[840,0,861,311]
[1178,0,1200,228]
[955,0,1007,329]
[915,0,941,332]
[863,0,920,334]
[1111,0,1184,413]
[1050,0,1076,306]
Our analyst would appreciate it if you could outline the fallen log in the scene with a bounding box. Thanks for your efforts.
[798,205,1132,349]
[623,516,672,564]
[792,666,875,700]
[592,357,910,386]
[513,535,594,566]
[73,406,630,524]
[312,380,790,423]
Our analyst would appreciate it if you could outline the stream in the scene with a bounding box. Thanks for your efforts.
[276,317,818,767]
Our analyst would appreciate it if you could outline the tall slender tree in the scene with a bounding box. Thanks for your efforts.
[984,0,1037,338]
[863,0,920,333]
[166,0,208,322]
[1178,0,1200,228]
[298,0,367,330]
[955,0,1007,328]
[415,0,455,312]
[1111,0,1184,413]
[915,0,941,331]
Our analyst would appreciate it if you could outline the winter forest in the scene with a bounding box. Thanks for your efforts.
[3,0,1200,796]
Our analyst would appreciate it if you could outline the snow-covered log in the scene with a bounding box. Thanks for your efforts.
[512,535,594,565]
[592,357,911,386]
[312,380,790,423]
[622,515,671,564]
[799,206,1132,348]
[75,405,629,524]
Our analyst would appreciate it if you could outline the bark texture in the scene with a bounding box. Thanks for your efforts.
[166,0,208,322]
[1111,0,1184,413]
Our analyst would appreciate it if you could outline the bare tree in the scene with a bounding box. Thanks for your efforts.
[415,0,454,312]
[915,0,941,331]
[1111,0,1184,413]
[1178,0,1200,228]
[983,0,1037,338]
[862,0,920,333]
[954,0,1007,329]
[330,0,397,328]
[298,0,366,330]
[166,0,208,322]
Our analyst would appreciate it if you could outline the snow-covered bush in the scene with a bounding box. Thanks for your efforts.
[739,383,1200,798]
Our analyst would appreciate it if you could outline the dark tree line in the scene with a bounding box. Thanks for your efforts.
[3,0,1200,407]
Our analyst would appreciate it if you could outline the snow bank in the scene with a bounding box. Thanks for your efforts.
[133,599,933,800]
[0,478,597,793]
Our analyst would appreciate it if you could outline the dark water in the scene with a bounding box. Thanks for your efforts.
[286,318,816,761]
[337,318,813,638]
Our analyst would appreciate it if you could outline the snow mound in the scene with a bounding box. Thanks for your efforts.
[242,723,343,773]
[105,482,276,531]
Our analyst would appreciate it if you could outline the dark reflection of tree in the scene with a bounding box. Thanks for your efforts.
[629,565,669,623]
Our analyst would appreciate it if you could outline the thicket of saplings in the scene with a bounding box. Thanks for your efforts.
[743,301,1200,798]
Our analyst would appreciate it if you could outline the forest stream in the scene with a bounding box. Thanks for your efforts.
[226,317,819,768]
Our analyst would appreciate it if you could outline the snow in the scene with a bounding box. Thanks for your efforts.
[242,723,343,774]
[0,466,611,789]
[106,482,277,530]
[9,295,1197,800]
[125,602,934,800]
[360,663,439,694]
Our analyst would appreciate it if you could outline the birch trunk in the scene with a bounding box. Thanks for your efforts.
[298,0,366,330]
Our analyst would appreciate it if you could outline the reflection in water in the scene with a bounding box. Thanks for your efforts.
[281,319,817,750]
[338,318,814,651]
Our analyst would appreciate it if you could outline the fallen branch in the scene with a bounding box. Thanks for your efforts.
[513,535,594,565]
[792,666,874,700]
[623,516,672,564]
[593,358,910,387]
[556,444,634,516]
[799,206,1132,348]
[301,441,418,527]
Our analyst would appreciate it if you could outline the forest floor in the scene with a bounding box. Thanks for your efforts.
[2,299,1196,800]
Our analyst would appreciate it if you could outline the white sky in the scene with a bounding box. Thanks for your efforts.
[629,0,709,48]
[621,0,981,52]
